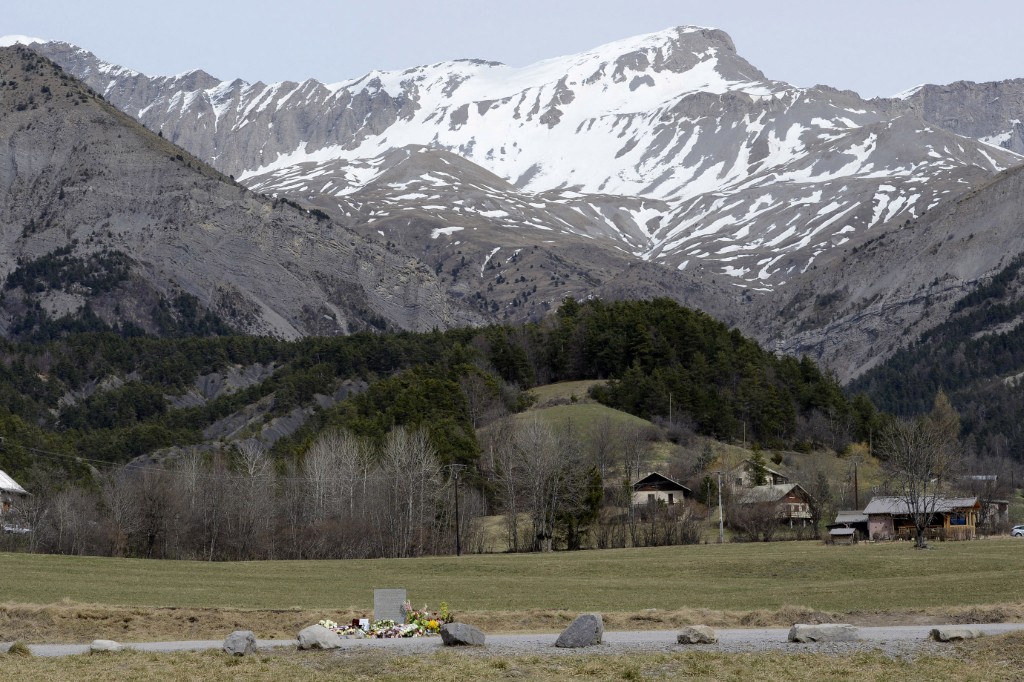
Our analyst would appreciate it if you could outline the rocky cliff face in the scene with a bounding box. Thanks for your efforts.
[891,79,1024,154]
[754,164,1024,382]
[0,46,480,339]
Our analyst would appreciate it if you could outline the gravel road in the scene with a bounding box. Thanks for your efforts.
[14,623,1024,659]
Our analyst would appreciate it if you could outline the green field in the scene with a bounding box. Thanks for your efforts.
[3,539,1023,615]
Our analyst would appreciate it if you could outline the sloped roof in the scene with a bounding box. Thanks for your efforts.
[863,496,978,515]
[633,472,691,493]
[735,483,808,504]
[0,469,28,496]
[731,459,790,481]
[833,510,868,525]
[829,527,856,536]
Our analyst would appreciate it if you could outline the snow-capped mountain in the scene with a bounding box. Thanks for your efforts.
[22,28,1020,292]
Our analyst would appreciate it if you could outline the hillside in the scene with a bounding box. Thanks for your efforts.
[850,250,1024,460]
[759,162,1024,382]
[0,46,478,341]
[0,299,877,482]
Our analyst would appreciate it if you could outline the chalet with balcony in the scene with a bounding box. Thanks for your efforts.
[734,483,813,525]
[631,472,692,507]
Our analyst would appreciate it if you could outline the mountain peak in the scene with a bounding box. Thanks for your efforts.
[595,25,737,57]
[557,25,764,87]
[0,35,46,47]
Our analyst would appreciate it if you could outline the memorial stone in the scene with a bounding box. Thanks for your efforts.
[374,588,408,623]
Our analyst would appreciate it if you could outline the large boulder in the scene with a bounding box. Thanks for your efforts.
[440,622,486,646]
[555,613,604,648]
[90,639,123,653]
[676,625,718,644]
[223,630,257,656]
[930,627,984,642]
[297,624,343,650]
[788,624,859,642]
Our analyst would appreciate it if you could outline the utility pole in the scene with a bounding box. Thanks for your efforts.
[715,470,725,544]
[853,461,859,510]
[446,464,466,556]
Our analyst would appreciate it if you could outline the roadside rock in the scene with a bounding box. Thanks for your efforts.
[297,624,343,650]
[556,613,604,648]
[223,630,257,656]
[788,624,859,642]
[677,625,718,644]
[90,639,123,653]
[930,626,984,642]
[440,622,486,646]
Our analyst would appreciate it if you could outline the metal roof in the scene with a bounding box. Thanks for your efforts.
[0,469,28,496]
[863,496,978,515]
[833,510,868,524]
[829,528,856,536]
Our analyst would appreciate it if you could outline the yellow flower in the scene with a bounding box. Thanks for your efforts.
[428,620,439,630]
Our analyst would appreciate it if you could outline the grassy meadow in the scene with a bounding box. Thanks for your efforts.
[4,540,1024,680]
[3,539,1023,626]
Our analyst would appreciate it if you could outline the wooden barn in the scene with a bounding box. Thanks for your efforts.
[863,496,980,541]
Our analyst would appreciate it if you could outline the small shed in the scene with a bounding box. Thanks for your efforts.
[632,472,692,507]
[828,527,857,545]
[827,510,869,539]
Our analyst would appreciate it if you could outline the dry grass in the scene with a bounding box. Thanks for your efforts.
[5,600,1024,644]
[4,633,1024,681]
[528,380,606,406]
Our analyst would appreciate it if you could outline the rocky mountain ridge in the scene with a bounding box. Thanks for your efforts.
[0,45,478,339]
[20,28,1020,293]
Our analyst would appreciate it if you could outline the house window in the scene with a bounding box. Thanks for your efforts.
[668,493,674,505]
[647,494,655,504]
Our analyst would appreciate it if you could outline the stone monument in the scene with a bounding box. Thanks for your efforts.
[374,588,407,623]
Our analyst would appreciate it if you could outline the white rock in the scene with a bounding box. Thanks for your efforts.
[677,625,718,644]
[788,624,859,642]
[90,639,123,653]
[297,624,343,650]
[223,629,257,656]
[930,626,983,642]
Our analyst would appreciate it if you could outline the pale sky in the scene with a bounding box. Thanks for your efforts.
[5,1,1023,98]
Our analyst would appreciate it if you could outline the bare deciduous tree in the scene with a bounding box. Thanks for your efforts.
[879,391,963,548]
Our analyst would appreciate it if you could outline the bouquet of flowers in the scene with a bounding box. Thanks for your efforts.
[314,601,456,639]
